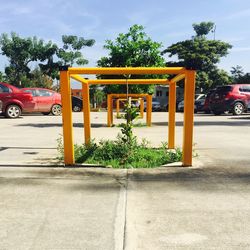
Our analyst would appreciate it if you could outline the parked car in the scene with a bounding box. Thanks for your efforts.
[144,100,162,111]
[210,84,250,115]
[0,82,35,118]
[0,100,2,114]
[22,88,62,116]
[72,96,83,112]
[203,89,216,114]
[194,94,207,112]
[177,94,206,112]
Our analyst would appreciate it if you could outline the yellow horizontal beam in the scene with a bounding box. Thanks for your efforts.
[109,94,149,98]
[117,98,142,101]
[170,73,186,83]
[88,79,169,85]
[68,67,185,75]
[70,74,88,83]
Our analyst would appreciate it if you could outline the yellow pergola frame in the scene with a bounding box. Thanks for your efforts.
[115,98,144,119]
[60,67,195,166]
[107,93,150,126]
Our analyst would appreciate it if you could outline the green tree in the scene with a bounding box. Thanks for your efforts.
[28,67,53,88]
[39,35,95,84]
[162,22,232,91]
[38,35,95,83]
[192,21,215,36]
[237,73,250,83]
[0,33,95,87]
[231,66,250,83]
[57,35,95,66]
[230,65,244,81]
[97,24,165,94]
[0,32,57,86]
[0,71,6,82]
[90,86,105,108]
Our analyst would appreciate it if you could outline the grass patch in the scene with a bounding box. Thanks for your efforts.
[58,136,182,168]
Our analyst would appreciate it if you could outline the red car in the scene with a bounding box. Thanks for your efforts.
[0,82,35,118]
[22,88,62,116]
[210,84,250,115]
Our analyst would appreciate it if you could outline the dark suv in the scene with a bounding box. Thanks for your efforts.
[210,84,250,115]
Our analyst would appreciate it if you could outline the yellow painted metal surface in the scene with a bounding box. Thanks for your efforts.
[88,79,169,85]
[171,73,185,83]
[107,95,112,127]
[168,81,176,149]
[115,98,144,118]
[70,74,87,83]
[60,70,74,165]
[146,95,152,126]
[182,70,196,166]
[69,67,185,75]
[140,98,144,118]
[116,99,120,117]
[82,83,91,144]
[109,93,149,98]
[108,94,149,124]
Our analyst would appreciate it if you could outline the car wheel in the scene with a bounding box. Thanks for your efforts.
[51,104,62,116]
[5,104,21,118]
[232,102,244,115]
[42,112,51,115]
[73,105,81,112]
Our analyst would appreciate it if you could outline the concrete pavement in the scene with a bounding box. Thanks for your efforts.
[1,165,250,249]
[0,112,250,249]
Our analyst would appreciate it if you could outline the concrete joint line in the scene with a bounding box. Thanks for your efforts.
[114,170,128,250]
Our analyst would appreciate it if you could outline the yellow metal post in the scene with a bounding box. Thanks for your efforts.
[107,94,112,127]
[110,96,114,126]
[116,98,120,117]
[183,70,196,166]
[140,98,144,118]
[82,83,91,144]
[146,95,152,126]
[60,68,74,165]
[168,81,176,149]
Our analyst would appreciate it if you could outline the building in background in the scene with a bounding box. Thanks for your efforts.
[71,89,82,98]
[153,85,184,109]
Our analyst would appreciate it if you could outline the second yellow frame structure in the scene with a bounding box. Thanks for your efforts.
[107,93,151,126]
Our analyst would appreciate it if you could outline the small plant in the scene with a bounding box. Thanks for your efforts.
[119,99,139,146]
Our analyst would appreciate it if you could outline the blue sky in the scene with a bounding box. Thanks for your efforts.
[0,0,250,79]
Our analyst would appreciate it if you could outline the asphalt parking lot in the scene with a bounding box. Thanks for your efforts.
[1,112,250,249]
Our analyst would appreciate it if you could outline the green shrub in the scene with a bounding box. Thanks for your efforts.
[57,99,182,168]
[57,138,182,168]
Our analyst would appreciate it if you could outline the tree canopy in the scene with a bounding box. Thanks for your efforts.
[192,21,215,36]
[0,33,95,87]
[162,22,232,91]
[97,24,166,94]
[231,65,250,84]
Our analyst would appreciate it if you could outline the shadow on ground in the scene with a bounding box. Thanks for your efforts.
[1,165,250,192]
[15,118,250,128]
